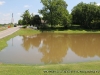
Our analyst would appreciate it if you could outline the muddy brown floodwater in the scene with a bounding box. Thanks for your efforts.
[0,33,100,65]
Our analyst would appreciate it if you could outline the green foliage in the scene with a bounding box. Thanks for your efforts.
[71,2,100,29]
[17,1,100,30]
[19,10,41,28]
[39,0,69,27]
[18,19,23,25]
[63,14,72,28]
[30,13,34,25]
[32,15,41,28]
[21,10,31,25]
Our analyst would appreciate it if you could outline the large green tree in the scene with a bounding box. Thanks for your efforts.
[31,15,41,29]
[39,0,69,27]
[33,15,41,26]
[30,13,34,26]
[71,2,100,29]
[21,10,31,25]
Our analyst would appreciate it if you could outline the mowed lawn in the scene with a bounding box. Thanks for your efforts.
[0,61,100,75]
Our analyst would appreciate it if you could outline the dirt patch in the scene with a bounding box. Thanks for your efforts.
[0,27,7,31]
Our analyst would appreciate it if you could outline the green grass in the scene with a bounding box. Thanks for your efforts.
[54,29,100,33]
[0,61,100,75]
[0,28,40,50]
[40,26,100,33]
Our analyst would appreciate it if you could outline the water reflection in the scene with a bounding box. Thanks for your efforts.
[21,33,100,64]
[22,35,41,51]
[1,33,100,64]
[22,33,68,64]
[69,34,100,57]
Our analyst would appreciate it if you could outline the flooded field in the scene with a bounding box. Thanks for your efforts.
[0,33,100,64]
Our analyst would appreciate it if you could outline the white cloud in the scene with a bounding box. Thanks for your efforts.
[0,1,5,5]
[0,17,11,24]
[17,13,21,15]
[33,12,39,15]
[0,13,11,24]
[2,18,10,21]
[3,13,10,17]
[24,5,30,8]
[97,3,100,6]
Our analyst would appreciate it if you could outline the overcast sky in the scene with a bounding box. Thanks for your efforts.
[0,0,100,24]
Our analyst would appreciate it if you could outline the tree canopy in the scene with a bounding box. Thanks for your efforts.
[21,10,31,25]
[39,0,69,27]
[71,2,100,29]
[18,10,41,28]
[18,1,100,30]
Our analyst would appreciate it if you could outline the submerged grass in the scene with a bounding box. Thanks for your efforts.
[0,28,40,50]
[0,61,100,75]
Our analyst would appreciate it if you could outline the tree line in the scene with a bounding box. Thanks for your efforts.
[18,10,41,28]
[18,0,100,29]
[72,2,100,29]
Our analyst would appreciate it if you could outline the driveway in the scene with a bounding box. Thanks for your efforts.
[0,26,21,39]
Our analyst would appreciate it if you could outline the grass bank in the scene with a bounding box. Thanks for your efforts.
[54,30,100,34]
[0,61,100,75]
[40,26,100,33]
[0,28,40,50]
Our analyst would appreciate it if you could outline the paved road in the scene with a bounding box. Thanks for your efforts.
[0,26,21,39]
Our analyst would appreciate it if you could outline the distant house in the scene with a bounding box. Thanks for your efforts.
[41,20,47,25]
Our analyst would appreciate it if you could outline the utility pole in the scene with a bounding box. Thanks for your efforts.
[11,13,14,46]
[11,13,14,26]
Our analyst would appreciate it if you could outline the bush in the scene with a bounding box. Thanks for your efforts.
[22,25,27,28]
